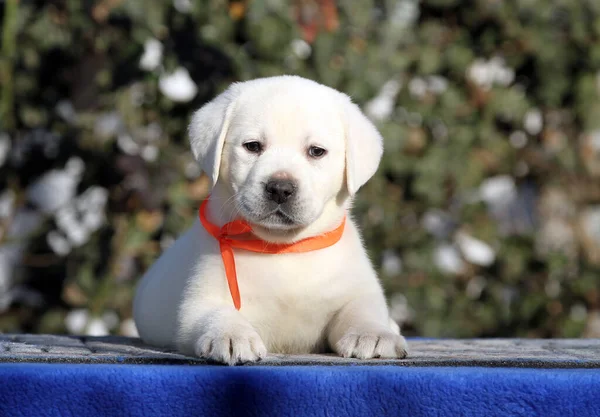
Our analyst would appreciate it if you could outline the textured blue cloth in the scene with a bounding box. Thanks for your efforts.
[1,364,599,417]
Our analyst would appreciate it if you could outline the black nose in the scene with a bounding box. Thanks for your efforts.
[265,179,296,204]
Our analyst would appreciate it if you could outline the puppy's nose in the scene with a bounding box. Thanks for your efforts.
[265,176,296,204]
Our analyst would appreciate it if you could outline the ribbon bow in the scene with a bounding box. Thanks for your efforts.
[199,197,346,310]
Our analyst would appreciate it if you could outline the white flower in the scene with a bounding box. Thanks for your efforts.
[468,59,492,88]
[433,244,465,275]
[64,223,89,246]
[67,311,113,336]
[291,39,311,59]
[56,206,80,240]
[365,79,402,122]
[381,250,402,275]
[427,75,448,94]
[86,318,109,337]
[27,157,84,214]
[120,318,139,337]
[365,96,395,122]
[46,186,108,256]
[524,109,543,135]
[479,175,516,207]
[50,186,109,252]
[390,0,420,30]
[117,133,140,155]
[408,77,428,98]
[66,157,85,176]
[159,67,198,102]
[78,186,109,230]
[173,0,192,13]
[47,230,71,256]
[455,232,496,266]
[489,56,515,86]
[409,76,448,99]
[65,309,89,334]
[467,56,514,90]
[139,38,163,71]
[141,145,159,162]
[102,311,120,330]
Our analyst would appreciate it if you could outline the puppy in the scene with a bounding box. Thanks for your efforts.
[133,76,408,364]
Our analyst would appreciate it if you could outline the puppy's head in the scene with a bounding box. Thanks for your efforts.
[189,76,383,238]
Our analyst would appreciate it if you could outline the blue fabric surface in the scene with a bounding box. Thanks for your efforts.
[1,364,599,417]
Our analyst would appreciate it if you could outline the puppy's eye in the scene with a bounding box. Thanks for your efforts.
[243,141,263,154]
[308,146,327,159]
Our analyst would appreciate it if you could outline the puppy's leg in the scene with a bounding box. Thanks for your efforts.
[327,295,408,359]
[177,306,267,366]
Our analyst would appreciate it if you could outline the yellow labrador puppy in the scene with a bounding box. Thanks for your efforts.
[133,76,407,365]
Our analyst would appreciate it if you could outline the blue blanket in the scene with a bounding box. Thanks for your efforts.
[1,364,599,417]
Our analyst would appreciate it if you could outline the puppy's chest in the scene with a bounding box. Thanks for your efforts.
[232,250,345,352]
[233,249,345,301]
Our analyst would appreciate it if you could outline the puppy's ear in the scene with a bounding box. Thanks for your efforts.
[188,85,239,187]
[341,97,384,196]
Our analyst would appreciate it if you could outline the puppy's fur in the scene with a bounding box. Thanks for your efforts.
[133,76,407,364]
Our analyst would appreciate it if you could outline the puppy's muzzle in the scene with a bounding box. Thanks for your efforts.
[265,172,297,205]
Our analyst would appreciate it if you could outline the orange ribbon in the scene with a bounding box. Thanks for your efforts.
[199,197,346,310]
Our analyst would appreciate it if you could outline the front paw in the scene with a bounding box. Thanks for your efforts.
[194,326,267,366]
[335,329,408,359]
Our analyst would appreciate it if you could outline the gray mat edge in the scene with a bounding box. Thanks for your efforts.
[2,334,600,368]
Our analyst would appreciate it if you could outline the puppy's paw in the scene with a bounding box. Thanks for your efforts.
[194,326,267,366]
[335,329,408,359]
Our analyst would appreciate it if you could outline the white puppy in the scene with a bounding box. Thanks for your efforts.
[133,75,408,365]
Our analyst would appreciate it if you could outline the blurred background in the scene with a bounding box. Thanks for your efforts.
[1,0,599,339]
